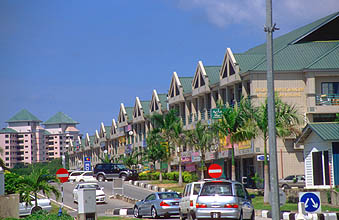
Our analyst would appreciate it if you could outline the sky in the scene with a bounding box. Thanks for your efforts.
[1,0,338,135]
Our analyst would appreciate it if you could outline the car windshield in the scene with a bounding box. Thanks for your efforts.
[80,184,101,190]
[116,164,127,169]
[159,193,180,199]
[200,182,232,196]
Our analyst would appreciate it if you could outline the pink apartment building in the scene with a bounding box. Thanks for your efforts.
[0,109,81,168]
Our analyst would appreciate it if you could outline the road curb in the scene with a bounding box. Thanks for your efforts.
[258,210,339,219]
[105,208,134,216]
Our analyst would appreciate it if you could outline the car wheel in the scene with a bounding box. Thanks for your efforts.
[97,174,105,182]
[151,207,159,219]
[179,210,186,220]
[79,179,84,182]
[120,174,127,181]
[134,206,142,218]
[238,211,243,220]
[282,184,290,189]
[31,206,42,214]
[251,211,255,220]
[187,211,194,220]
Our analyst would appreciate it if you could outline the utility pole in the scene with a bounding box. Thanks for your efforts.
[264,0,280,219]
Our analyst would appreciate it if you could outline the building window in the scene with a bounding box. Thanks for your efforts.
[321,82,339,94]
[5,152,9,155]
[25,134,28,136]
[5,135,9,138]
[5,140,9,144]
[5,146,9,149]
[5,157,9,161]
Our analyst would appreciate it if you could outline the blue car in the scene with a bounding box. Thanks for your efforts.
[134,192,181,218]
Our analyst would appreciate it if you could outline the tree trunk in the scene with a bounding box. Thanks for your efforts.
[263,139,270,204]
[231,144,236,181]
[200,152,205,181]
[167,161,171,173]
[178,157,183,186]
[159,161,163,182]
[34,192,38,208]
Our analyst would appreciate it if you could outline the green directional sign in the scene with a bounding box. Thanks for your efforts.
[211,108,224,119]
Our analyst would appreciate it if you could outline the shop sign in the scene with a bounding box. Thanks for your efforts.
[185,163,196,172]
[218,150,230,158]
[205,151,216,160]
[181,151,192,163]
[191,152,201,162]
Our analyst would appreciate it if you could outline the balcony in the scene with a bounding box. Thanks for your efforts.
[316,94,339,106]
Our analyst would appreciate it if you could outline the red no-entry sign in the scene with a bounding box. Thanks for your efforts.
[56,168,69,183]
[208,164,223,178]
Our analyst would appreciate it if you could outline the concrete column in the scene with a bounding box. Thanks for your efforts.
[234,84,239,104]
[242,81,248,98]
[305,72,316,108]
[225,87,230,106]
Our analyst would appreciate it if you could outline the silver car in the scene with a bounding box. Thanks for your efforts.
[19,195,52,217]
[134,192,181,218]
[195,180,255,220]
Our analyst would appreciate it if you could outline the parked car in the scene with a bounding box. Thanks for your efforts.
[194,180,255,220]
[133,192,181,218]
[68,171,85,182]
[93,163,138,181]
[19,195,52,217]
[179,181,204,220]
[279,175,305,189]
[73,183,106,203]
[74,171,97,182]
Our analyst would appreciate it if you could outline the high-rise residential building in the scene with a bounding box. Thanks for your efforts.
[0,110,81,168]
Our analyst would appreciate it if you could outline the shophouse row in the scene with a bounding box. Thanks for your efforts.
[69,12,339,188]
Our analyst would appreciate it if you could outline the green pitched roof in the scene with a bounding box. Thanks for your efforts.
[125,107,134,122]
[158,94,168,111]
[308,122,339,141]
[6,109,41,123]
[44,130,51,135]
[0,128,18,134]
[245,12,339,54]
[233,54,265,73]
[204,66,221,85]
[307,44,339,69]
[104,126,111,138]
[89,135,95,146]
[43,112,78,125]
[140,101,150,115]
[179,77,193,94]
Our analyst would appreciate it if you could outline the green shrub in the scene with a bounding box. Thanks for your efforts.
[3,210,73,220]
[182,171,199,183]
[151,172,160,180]
[138,172,149,180]
[167,171,179,180]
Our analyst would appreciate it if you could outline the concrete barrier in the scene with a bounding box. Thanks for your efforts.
[0,194,19,218]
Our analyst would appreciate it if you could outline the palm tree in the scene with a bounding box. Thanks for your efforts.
[214,98,257,181]
[18,168,60,212]
[169,120,186,186]
[98,153,114,164]
[150,109,181,173]
[145,129,167,181]
[254,97,301,203]
[186,121,214,180]
[122,150,140,169]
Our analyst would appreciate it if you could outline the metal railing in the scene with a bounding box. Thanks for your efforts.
[316,94,339,106]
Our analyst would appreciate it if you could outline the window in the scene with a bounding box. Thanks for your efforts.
[284,175,295,180]
[5,157,9,161]
[5,152,9,155]
[321,82,339,94]
[235,184,245,198]
[200,182,232,196]
[5,146,9,149]
[145,194,156,201]
[5,140,9,144]
[193,183,201,195]
[5,135,9,138]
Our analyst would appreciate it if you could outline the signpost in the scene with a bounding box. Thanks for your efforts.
[84,157,91,171]
[56,168,69,216]
[208,164,223,179]
[299,192,321,213]
[211,108,224,120]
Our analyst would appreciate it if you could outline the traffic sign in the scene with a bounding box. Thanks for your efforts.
[211,108,224,120]
[299,192,321,213]
[56,168,69,183]
[208,164,223,178]
[257,155,269,161]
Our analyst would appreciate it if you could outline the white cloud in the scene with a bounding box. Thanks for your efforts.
[177,0,339,28]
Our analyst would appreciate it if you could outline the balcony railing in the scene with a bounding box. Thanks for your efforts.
[200,110,205,120]
[316,94,339,106]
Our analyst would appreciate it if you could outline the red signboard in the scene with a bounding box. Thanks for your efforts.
[208,164,222,179]
[56,168,69,183]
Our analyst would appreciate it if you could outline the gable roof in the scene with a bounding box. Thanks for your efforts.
[43,112,78,125]
[158,94,168,111]
[297,122,339,144]
[105,126,111,138]
[204,66,221,85]
[179,77,193,94]
[245,12,339,55]
[6,109,41,123]
[140,101,150,115]
[125,107,134,122]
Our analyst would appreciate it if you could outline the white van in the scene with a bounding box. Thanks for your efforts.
[179,181,204,220]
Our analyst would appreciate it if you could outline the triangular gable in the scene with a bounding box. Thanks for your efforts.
[133,97,143,119]
[85,133,90,147]
[95,130,100,143]
[118,103,126,123]
[100,122,105,138]
[192,61,207,89]
[220,48,238,79]
[111,119,117,135]
[150,90,160,113]
[168,72,181,98]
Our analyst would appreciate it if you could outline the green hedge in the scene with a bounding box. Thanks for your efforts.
[2,210,73,220]
[138,171,198,183]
